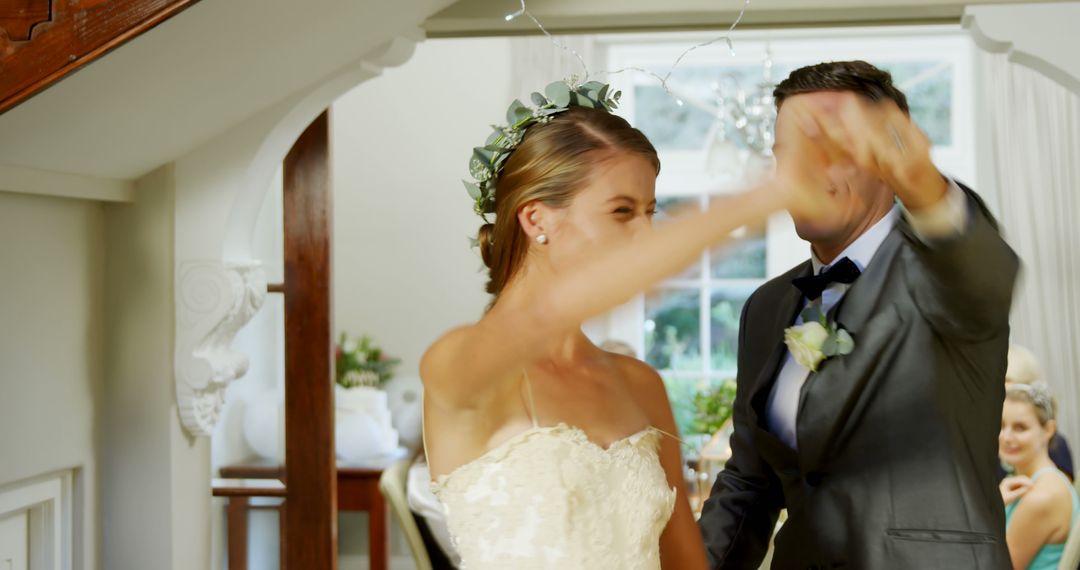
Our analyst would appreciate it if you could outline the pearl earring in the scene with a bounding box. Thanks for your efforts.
[536,234,548,245]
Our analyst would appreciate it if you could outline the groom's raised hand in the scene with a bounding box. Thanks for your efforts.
[769,100,836,222]
[784,91,950,211]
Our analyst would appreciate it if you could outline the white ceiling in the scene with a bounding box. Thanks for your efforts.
[425,0,1080,36]
[1,0,1072,181]
[0,0,451,180]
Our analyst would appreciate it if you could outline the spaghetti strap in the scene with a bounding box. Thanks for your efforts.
[1031,466,1059,482]
[1034,467,1080,526]
[650,425,687,447]
[522,370,541,428]
[420,391,432,460]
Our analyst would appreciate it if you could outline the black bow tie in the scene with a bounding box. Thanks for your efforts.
[792,257,862,301]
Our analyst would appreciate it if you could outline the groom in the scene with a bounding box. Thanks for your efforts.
[699,61,1019,568]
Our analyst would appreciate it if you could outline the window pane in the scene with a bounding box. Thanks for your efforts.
[688,377,738,436]
[707,196,767,279]
[663,376,737,454]
[656,196,703,280]
[633,58,954,153]
[633,65,794,153]
[644,288,701,372]
[878,61,953,146]
[633,80,714,151]
[709,285,756,372]
[662,375,702,441]
[710,236,767,279]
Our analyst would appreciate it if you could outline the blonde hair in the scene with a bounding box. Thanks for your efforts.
[1006,344,1042,385]
[477,106,659,301]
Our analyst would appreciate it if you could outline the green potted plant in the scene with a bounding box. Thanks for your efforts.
[690,380,737,437]
[335,333,401,388]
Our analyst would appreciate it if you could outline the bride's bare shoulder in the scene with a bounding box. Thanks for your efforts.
[420,325,482,403]
[421,325,472,376]
[605,351,671,409]
[603,351,682,444]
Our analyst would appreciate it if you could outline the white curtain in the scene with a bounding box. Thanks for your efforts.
[981,51,1080,446]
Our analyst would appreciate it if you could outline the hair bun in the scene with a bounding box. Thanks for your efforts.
[477,223,496,269]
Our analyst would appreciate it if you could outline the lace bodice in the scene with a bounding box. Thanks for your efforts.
[431,422,676,570]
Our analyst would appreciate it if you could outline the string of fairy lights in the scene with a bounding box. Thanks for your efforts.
[502,0,754,106]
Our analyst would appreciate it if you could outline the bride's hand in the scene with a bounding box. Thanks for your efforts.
[1000,475,1033,506]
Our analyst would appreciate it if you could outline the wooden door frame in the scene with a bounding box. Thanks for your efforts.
[282,109,337,570]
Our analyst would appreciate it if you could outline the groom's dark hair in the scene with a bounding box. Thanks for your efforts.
[773,60,910,115]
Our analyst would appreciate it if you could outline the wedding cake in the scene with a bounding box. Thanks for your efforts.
[335,384,401,463]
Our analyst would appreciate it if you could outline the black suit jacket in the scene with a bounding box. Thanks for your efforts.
[699,186,1019,569]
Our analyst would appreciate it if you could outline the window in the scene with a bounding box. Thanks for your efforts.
[584,27,975,440]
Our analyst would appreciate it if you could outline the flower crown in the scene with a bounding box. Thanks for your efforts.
[464,80,622,223]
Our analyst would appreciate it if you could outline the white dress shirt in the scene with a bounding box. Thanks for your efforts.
[765,180,969,449]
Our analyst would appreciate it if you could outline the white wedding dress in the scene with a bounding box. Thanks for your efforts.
[429,376,677,570]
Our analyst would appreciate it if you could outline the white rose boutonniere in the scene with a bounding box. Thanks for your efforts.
[784,303,854,372]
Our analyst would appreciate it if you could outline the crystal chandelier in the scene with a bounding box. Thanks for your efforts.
[704,49,778,177]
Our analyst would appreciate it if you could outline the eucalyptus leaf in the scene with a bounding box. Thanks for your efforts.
[821,336,838,357]
[835,329,855,355]
[463,180,482,199]
[506,99,529,124]
[570,92,596,108]
[545,82,572,107]
[545,80,570,99]
[801,303,824,325]
[468,157,490,180]
[473,146,496,164]
[531,92,549,107]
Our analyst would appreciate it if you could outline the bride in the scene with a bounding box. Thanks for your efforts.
[421,81,821,569]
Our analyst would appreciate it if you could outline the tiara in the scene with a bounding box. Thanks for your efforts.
[1008,381,1056,419]
[464,80,621,223]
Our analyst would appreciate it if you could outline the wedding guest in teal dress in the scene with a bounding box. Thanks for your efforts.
[1000,382,1079,570]
[998,346,1075,482]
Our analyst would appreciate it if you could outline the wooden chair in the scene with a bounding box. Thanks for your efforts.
[378,459,456,570]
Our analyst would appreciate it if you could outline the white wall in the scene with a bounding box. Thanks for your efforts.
[0,158,215,570]
[101,165,212,570]
[331,37,507,376]
[0,191,104,570]
[209,167,285,570]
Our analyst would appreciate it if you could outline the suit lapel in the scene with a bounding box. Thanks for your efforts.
[747,262,811,429]
[795,228,905,467]
[826,228,904,334]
